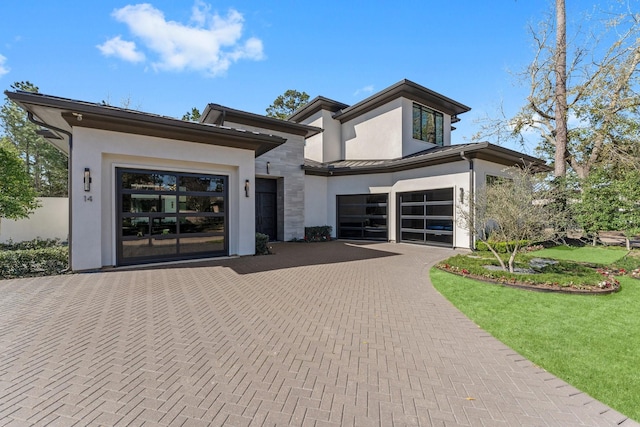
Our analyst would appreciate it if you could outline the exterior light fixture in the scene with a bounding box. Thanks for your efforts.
[459,187,464,203]
[245,179,250,197]
[266,161,271,174]
[84,168,92,192]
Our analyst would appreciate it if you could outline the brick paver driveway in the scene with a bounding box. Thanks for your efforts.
[0,241,637,426]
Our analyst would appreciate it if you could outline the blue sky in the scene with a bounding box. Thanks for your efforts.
[0,1,602,153]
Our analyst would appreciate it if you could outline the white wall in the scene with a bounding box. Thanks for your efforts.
[304,175,328,227]
[342,99,404,160]
[71,127,255,271]
[0,198,68,244]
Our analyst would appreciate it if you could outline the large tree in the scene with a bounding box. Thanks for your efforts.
[476,2,640,179]
[1,82,68,196]
[266,89,310,120]
[0,138,39,219]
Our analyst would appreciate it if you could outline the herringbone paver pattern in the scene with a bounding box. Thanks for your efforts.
[0,241,636,426]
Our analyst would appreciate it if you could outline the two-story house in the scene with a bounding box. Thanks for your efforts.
[6,79,545,271]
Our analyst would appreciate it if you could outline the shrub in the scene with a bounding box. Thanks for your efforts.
[0,237,65,251]
[304,226,332,242]
[0,246,68,279]
[255,232,270,255]
[475,240,531,253]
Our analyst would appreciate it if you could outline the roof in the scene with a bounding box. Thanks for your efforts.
[288,79,471,124]
[5,91,287,157]
[286,96,349,123]
[303,142,550,176]
[201,103,322,138]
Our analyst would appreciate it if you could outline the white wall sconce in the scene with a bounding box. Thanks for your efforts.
[244,179,250,197]
[266,161,271,174]
[84,168,92,192]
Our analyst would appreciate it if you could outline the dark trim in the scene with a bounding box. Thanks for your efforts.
[333,79,471,123]
[303,143,550,177]
[287,96,350,123]
[5,90,287,157]
[201,103,323,138]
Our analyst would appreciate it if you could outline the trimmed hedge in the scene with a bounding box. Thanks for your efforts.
[0,237,64,251]
[255,232,270,255]
[304,226,332,242]
[475,240,531,253]
[0,247,69,279]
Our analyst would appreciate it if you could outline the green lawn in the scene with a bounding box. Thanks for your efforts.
[431,268,640,422]
[530,245,629,265]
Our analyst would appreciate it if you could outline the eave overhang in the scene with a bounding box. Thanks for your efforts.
[5,91,286,157]
[201,103,322,138]
[332,79,471,123]
[287,96,350,123]
[303,142,550,177]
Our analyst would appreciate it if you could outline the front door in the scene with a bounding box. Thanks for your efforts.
[255,178,277,240]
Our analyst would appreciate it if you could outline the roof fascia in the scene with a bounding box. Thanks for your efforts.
[6,91,285,157]
[287,96,350,123]
[332,79,471,123]
[202,103,322,138]
[303,143,550,176]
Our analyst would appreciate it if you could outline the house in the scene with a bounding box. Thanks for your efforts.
[6,79,546,271]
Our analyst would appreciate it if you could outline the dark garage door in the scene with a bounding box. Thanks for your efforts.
[337,194,388,241]
[117,168,228,266]
[398,188,454,247]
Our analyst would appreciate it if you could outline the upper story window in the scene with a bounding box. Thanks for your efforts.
[412,103,444,146]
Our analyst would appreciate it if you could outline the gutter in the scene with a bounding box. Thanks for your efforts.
[27,112,73,271]
[460,151,474,250]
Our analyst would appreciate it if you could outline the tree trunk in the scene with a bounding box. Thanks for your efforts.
[554,0,568,177]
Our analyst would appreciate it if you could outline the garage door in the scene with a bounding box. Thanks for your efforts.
[116,168,228,265]
[398,188,454,247]
[337,194,388,241]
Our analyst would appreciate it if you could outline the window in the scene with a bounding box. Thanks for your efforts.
[412,103,444,145]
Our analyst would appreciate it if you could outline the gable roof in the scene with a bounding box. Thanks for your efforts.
[303,142,550,176]
[201,103,322,138]
[5,91,287,157]
[288,79,471,124]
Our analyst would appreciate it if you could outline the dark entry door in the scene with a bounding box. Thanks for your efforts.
[255,178,277,240]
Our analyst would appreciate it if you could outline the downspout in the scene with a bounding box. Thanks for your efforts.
[460,151,474,250]
[27,112,73,270]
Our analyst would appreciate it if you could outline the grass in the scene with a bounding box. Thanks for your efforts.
[431,266,640,422]
[529,245,629,265]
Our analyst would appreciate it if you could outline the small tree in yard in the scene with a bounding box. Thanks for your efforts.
[459,166,553,273]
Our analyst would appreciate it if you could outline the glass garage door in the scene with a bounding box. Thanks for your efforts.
[337,194,388,241]
[399,188,454,247]
[117,168,227,265]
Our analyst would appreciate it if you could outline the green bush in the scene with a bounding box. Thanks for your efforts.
[304,225,332,242]
[255,232,270,255]
[0,237,65,251]
[475,240,531,253]
[0,247,69,279]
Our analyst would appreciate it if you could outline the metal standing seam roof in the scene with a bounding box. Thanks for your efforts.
[4,91,288,157]
[303,142,550,176]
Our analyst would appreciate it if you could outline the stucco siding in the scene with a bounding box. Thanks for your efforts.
[0,198,69,244]
[72,127,255,271]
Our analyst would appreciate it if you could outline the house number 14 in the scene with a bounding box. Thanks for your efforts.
[84,196,93,202]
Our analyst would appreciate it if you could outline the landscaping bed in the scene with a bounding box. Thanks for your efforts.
[437,246,640,294]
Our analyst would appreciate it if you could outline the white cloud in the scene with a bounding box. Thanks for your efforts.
[0,54,10,77]
[102,2,264,76]
[354,85,374,96]
[97,36,146,63]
